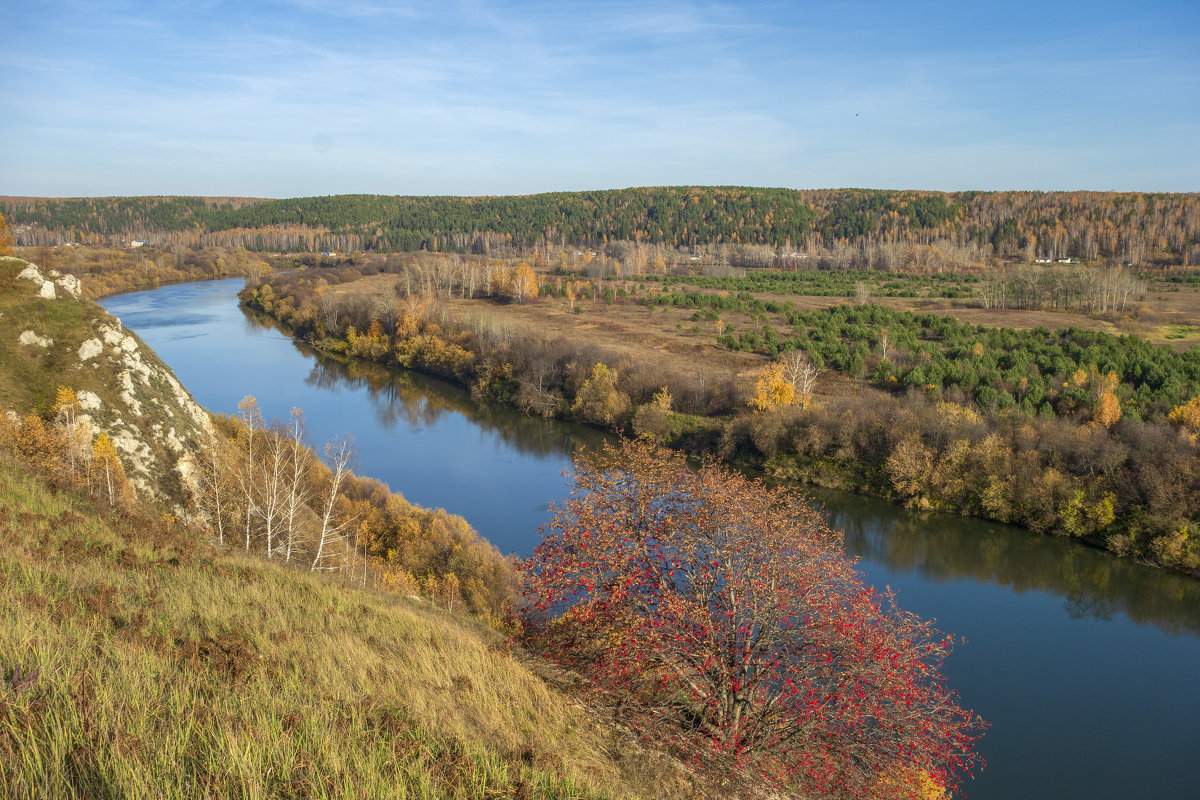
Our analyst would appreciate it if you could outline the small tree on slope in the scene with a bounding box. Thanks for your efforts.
[520,440,984,799]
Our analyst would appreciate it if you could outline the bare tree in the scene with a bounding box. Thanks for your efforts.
[280,408,312,562]
[877,328,892,361]
[312,436,356,572]
[200,428,234,547]
[259,422,289,558]
[783,350,824,409]
[236,397,264,551]
[854,280,872,305]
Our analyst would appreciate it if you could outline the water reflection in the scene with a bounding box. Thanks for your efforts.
[815,488,1200,636]
[249,303,1200,637]
[266,328,613,459]
[104,278,1200,800]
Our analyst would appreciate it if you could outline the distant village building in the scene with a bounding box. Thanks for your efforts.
[130,240,147,247]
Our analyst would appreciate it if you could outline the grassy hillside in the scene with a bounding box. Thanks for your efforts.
[0,455,690,799]
[0,253,698,799]
[0,255,210,506]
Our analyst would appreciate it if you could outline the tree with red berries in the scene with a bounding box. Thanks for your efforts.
[521,440,984,798]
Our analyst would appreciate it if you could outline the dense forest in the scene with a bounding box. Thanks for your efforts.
[4,187,1199,265]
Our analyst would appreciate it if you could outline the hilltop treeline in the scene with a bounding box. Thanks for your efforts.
[5,187,1199,265]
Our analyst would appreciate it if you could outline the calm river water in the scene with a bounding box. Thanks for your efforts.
[103,278,1200,800]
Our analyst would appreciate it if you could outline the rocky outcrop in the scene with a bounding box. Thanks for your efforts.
[3,258,212,509]
[16,262,83,300]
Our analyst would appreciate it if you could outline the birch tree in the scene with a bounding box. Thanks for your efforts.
[312,436,356,572]
[783,350,824,410]
[236,396,264,551]
[280,408,312,562]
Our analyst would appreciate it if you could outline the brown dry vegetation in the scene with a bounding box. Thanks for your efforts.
[317,268,1200,396]
[242,257,1200,573]
[0,454,701,799]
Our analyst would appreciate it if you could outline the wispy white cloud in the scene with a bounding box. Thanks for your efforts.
[2,0,1197,195]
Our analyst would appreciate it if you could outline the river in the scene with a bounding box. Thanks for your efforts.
[102,278,1200,800]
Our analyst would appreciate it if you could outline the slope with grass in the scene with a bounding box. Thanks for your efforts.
[0,255,210,506]
[0,455,691,799]
[0,253,702,799]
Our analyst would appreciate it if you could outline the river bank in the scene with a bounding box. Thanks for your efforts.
[101,277,1200,800]
[239,268,1200,576]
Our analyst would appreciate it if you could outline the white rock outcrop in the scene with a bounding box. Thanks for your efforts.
[18,264,56,298]
[9,257,213,508]
[14,262,84,300]
[19,330,53,348]
[78,338,104,360]
[77,390,102,411]
[55,274,82,299]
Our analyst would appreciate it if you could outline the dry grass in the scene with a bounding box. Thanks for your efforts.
[0,457,695,799]
[327,272,1200,412]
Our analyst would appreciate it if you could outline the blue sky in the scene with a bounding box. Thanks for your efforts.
[2,0,1197,196]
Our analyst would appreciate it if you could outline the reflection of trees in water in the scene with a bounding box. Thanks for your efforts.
[820,490,1200,636]
[247,305,1200,638]
[300,348,611,460]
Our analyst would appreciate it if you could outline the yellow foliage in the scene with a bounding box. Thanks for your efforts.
[572,363,631,427]
[1058,488,1116,537]
[1093,390,1120,428]
[347,321,390,360]
[1149,526,1199,570]
[511,262,539,303]
[631,386,673,442]
[53,386,80,416]
[395,311,421,339]
[875,766,947,799]
[92,433,135,508]
[749,362,795,411]
[1070,368,1089,388]
[935,401,983,426]
[0,212,13,256]
[885,434,934,506]
[1168,395,1200,434]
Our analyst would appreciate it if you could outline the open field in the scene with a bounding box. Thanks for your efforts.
[321,270,1200,401]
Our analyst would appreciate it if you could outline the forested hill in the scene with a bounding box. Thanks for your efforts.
[4,187,1198,264]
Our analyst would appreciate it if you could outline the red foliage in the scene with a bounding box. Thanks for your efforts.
[521,440,984,798]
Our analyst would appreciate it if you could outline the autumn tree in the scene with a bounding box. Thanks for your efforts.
[0,211,13,256]
[631,386,673,442]
[1168,395,1200,440]
[749,361,794,411]
[571,362,630,428]
[53,387,91,481]
[510,262,538,304]
[93,433,134,508]
[782,350,823,410]
[1093,389,1121,429]
[521,441,984,798]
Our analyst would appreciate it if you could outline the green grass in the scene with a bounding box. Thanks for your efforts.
[0,259,100,413]
[0,457,689,799]
[1161,324,1200,341]
[0,256,214,504]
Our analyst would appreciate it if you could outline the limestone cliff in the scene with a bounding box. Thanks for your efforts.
[1,255,211,508]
